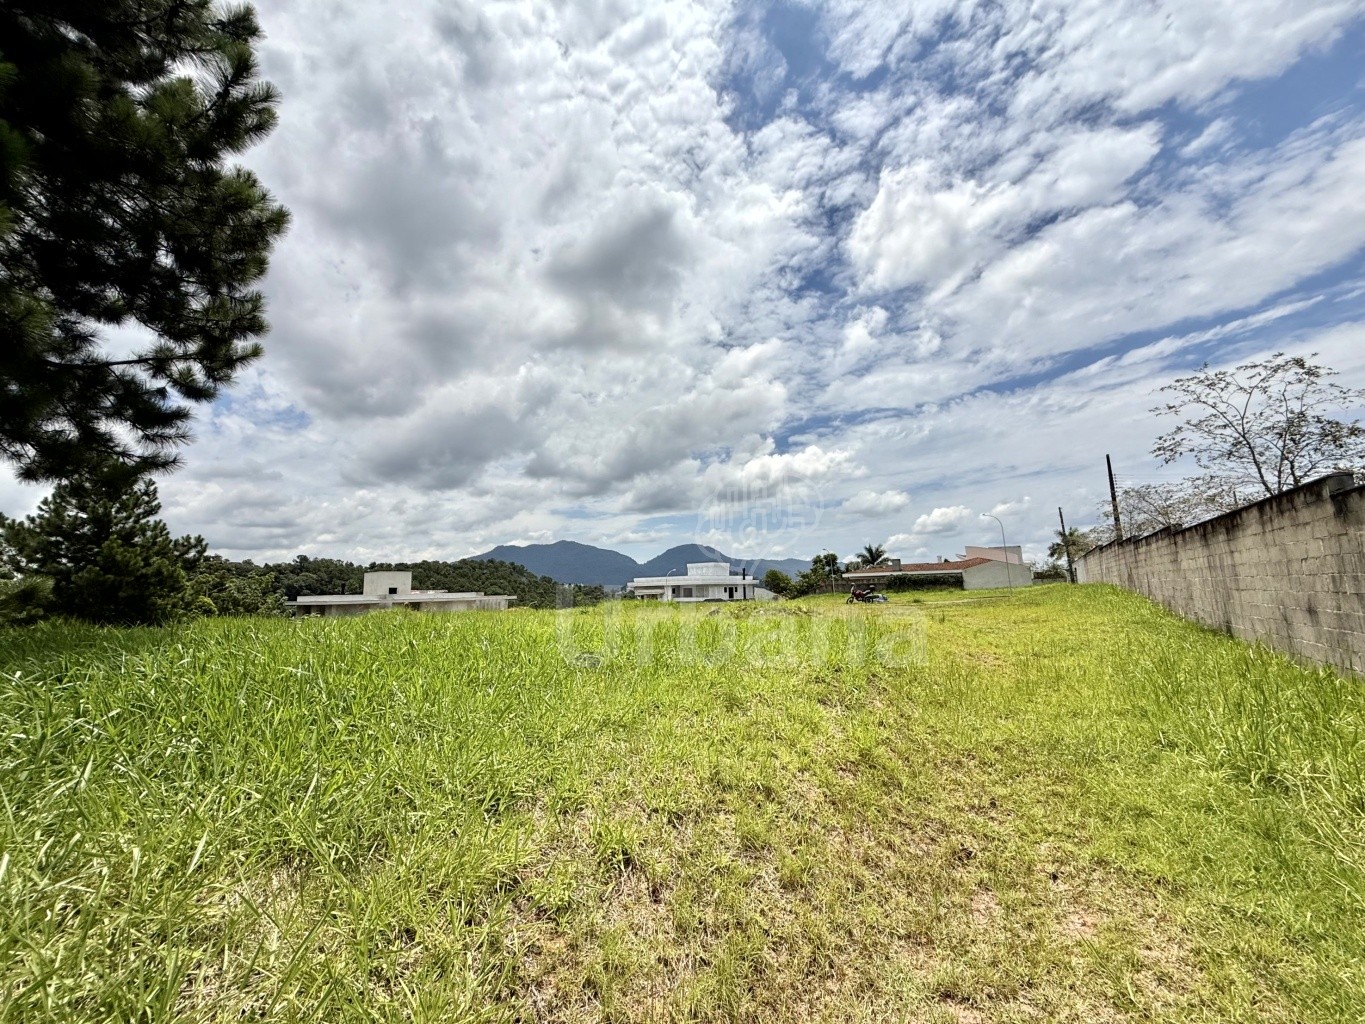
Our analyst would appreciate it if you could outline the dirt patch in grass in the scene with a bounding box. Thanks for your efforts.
[505,760,1217,1023]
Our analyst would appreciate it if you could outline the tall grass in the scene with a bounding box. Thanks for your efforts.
[1,590,1362,1021]
[0,607,905,1021]
[1123,608,1365,925]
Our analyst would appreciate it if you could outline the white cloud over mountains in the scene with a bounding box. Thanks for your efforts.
[4,0,1365,569]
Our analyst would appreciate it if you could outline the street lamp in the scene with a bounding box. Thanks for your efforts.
[980,513,1014,593]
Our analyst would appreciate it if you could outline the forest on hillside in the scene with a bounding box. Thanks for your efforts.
[194,555,604,613]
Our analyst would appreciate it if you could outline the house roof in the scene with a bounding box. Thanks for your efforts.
[842,557,994,578]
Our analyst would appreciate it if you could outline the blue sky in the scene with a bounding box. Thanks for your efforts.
[6,0,1365,565]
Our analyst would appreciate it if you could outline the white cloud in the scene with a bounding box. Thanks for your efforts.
[936,128,1365,363]
[990,498,1034,518]
[842,489,912,517]
[837,307,889,368]
[849,124,1162,295]
[1182,117,1236,157]
[1011,0,1362,116]
[910,505,975,535]
[821,0,1364,119]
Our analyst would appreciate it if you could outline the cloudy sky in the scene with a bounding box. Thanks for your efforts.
[8,0,1365,566]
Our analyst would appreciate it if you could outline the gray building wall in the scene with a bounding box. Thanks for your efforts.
[309,602,373,618]
[294,594,516,616]
[963,559,1035,590]
[964,544,1024,564]
[1076,473,1365,675]
[363,571,412,597]
[416,596,516,612]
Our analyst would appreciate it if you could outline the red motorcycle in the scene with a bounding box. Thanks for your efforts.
[846,585,888,604]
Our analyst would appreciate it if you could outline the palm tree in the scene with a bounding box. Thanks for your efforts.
[859,543,887,567]
[1047,527,1095,582]
[1047,528,1094,563]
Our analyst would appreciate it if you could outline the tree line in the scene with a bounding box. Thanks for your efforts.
[759,546,971,597]
[0,472,603,626]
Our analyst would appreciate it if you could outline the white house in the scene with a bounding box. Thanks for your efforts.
[628,562,775,602]
[289,571,517,617]
[842,556,1032,591]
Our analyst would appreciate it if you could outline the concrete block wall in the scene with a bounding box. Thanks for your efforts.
[1076,474,1365,675]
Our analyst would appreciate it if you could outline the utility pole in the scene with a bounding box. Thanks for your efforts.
[1106,454,1124,541]
[1058,506,1076,584]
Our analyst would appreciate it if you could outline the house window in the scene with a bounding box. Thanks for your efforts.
[388,587,398,595]
[680,587,693,598]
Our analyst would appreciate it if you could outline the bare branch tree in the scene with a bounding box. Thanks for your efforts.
[1094,475,1251,541]
[1152,353,1365,498]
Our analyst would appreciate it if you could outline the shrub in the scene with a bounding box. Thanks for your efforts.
[878,573,964,592]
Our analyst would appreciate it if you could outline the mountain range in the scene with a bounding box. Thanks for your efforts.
[470,540,810,586]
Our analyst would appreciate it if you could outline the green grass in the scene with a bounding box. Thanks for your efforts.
[1,586,1362,1022]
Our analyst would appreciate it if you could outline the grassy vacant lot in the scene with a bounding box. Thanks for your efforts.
[2,586,1362,1022]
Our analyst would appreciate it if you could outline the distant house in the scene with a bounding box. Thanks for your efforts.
[627,562,775,602]
[289,571,517,617]
[842,557,1032,590]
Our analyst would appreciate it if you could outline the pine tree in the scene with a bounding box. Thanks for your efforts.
[0,529,52,624]
[0,2,289,480]
[0,473,206,624]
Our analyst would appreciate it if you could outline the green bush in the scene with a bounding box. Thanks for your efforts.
[761,569,793,597]
[877,572,964,592]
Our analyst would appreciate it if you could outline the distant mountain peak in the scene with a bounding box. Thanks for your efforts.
[471,540,808,586]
